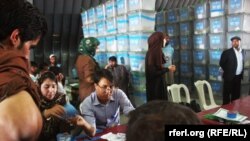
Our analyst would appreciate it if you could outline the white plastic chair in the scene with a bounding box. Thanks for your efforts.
[167,84,191,103]
[194,80,220,110]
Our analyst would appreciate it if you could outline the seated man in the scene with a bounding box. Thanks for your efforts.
[126,100,201,141]
[71,69,134,136]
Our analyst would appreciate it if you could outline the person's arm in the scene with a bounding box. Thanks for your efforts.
[147,65,176,78]
[116,89,135,115]
[0,91,42,141]
[71,115,96,137]
[219,51,227,71]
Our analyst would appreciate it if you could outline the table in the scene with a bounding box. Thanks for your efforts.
[75,124,127,141]
[197,95,250,125]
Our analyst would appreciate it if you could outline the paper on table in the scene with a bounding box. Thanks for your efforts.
[100,132,126,141]
[212,108,247,122]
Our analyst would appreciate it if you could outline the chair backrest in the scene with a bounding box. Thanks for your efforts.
[194,80,219,110]
[167,84,191,103]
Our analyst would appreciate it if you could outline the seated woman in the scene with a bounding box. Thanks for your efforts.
[37,71,74,141]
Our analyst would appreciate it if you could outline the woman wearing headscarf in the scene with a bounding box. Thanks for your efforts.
[75,37,100,101]
[145,32,176,101]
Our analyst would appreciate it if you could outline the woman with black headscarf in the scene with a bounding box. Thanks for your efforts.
[145,32,176,101]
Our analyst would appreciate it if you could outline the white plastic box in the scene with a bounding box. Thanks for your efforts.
[180,50,192,64]
[82,25,89,37]
[173,50,179,63]
[94,52,107,68]
[227,14,250,32]
[209,50,223,65]
[193,65,207,80]
[166,24,179,36]
[193,50,208,64]
[116,52,130,67]
[180,77,193,90]
[106,36,117,52]
[209,65,223,81]
[194,3,209,19]
[117,34,129,51]
[117,0,128,15]
[209,33,226,49]
[105,0,116,18]
[96,21,106,36]
[227,32,250,49]
[96,37,106,52]
[87,8,96,23]
[128,11,155,32]
[169,36,179,49]
[180,64,193,77]
[106,17,117,35]
[166,9,179,23]
[128,0,156,11]
[155,25,165,33]
[193,34,208,49]
[129,52,146,72]
[156,11,165,25]
[179,7,194,21]
[180,22,193,35]
[117,15,128,33]
[209,81,223,95]
[228,0,250,14]
[180,36,193,50]
[209,0,227,17]
[88,23,97,37]
[81,11,88,25]
[194,19,209,34]
[129,32,150,52]
[96,4,106,21]
[210,16,226,33]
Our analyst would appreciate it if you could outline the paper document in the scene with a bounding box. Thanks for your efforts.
[100,132,126,141]
[213,108,247,122]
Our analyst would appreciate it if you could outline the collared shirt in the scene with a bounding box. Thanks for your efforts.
[233,47,243,75]
[79,89,134,129]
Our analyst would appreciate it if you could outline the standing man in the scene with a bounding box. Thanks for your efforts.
[0,0,47,140]
[220,36,244,105]
[105,56,130,96]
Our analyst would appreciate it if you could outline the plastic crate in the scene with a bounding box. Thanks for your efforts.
[94,52,108,68]
[193,34,208,49]
[180,36,193,50]
[129,32,150,52]
[166,24,179,36]
[180,50,192,64]
[117,15,128,33]
[129,52,146,72]
[82,25,89,37]
[227,14,250,32]
[227,32,250,49]
[131,71,146,92]
[209,81,223,96]
[128,11,155,32]
[166,9,179,23]
[209,16,226,33]
[117,34,129,51]
[106,36,117,52]
[193,65,207,80]
[179,7,194,21]
[228,0,250,14]
[173,50,179,63]
[96,21,106,36]
[81,11,88,25]
[169,36,179,50]
[209,33,226,49]
[88,23,97,37]
[193,50,207,64]
[209,0,227,17]
[87,8,96,23]
[194,19,209,34]
[180,22,193,35]
[208,65,223,81]
[96,37,106,52]
[96,4,106,21]
[117,0,128,15]
[155,25,165,33]
[209,50,223,65]
[156,11,165,25]
[180,64,193,77]
[194,3,209,19]
[105,0,116,18]
[106,17,117,35]
[128,0,156,11]
[116,52,130,67]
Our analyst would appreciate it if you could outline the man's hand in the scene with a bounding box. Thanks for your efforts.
[168,65,176,72]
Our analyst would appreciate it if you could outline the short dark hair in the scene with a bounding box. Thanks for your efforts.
[108,56,117,62]
[37,71,57,86]
[126,100,201,141]
[93,69,113,84]
[0,0,47,42]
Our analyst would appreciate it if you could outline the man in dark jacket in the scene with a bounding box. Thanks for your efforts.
[219,36,244,104]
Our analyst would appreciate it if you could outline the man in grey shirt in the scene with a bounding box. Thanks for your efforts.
[71,69,134,136]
